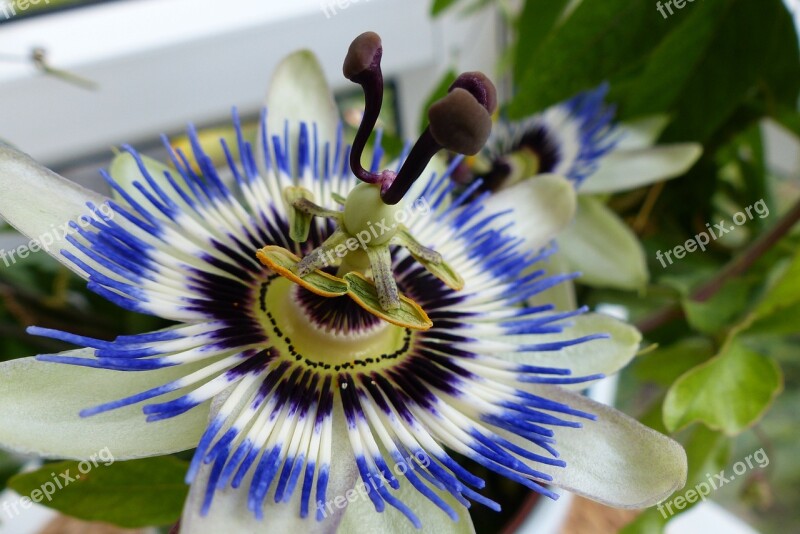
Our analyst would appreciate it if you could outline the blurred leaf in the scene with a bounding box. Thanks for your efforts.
[431,0,459,16]
[509,0,672,117]
[8,457,189,528]
[0,451,22,489]
[745,301,800,337]
[682,278,753,334]
[774,108,800,138]
[663,338,782,435]
[750,249,800,322]
[658,0,799,141]
[634,337,715,387]
[759,0,800,108]
[512,0,571,81]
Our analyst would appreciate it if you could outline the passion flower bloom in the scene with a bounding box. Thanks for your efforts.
[454,84,703,292]
[0,33,686,533]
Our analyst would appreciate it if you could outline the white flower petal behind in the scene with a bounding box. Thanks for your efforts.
[521,385,687,509]
[558,196,648,291]
[0,351,208,459]
[0,144,110,278]
[494,313,642,389]
[580,143,702,194]
[260,50,340,178]
[524,250,577,312]
[613,115,671,151]
[483,173,577,253]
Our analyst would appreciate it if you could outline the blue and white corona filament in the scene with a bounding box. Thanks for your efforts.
[453,84,619,192]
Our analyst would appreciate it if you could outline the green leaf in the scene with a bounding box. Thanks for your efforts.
[751,249,800,322]
[655,0,796,141]
[760,0,800,109]
[0,450,22,489]
[8,456,189,528]
[745,301,800,337]
[634,337,715,387]
[430,0,459,16]
[612,0,730,120]
[508,0,672,117]
[663,338,782,435]
[512,0,571,81]
[682,278,753,334]
[558,195,648,290]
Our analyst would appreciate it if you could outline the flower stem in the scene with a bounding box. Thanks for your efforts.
[638,196,800,334]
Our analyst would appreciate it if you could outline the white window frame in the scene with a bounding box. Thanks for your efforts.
[0,0,455,165]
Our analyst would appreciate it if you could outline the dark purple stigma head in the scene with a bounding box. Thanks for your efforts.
[343,31,497,205]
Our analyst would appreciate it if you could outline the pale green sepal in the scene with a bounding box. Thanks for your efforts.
[0,144,110,279]
[109,151,176,209]
[484,173,577,253]
[493,313,641,387]
[0,353,208,459]
[523,249,576,311]
[580,143,702,194]
[503,385,688,509]
[614,115,671,150]
[559,196,648,290]
[259,50,339,178]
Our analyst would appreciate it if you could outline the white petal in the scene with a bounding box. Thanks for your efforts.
[613,115,671,150]
[0,145,109,277]
[179,404,357,534]
[524,250,576,311]
[580,144,702,194]
[524,385,687,509]
[495,313,641,384]
[0,353,208,459]
[484,174,577,252]
[558,196,648,290]
[109,151,175,210]
[259,50,339,177]
[338,475,475,534]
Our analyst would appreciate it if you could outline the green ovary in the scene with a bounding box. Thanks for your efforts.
[255,276,412,372]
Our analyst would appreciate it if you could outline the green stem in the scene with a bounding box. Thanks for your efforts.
[638,197,800,334]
